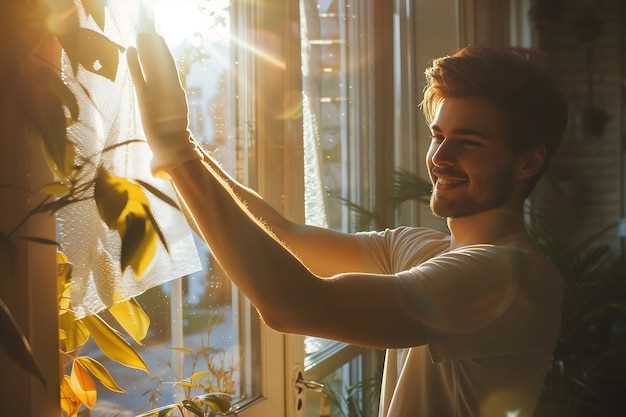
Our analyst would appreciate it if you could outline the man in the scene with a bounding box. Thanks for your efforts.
[127,36,567,417]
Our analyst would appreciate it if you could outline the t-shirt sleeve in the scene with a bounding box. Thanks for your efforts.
[394,245,543,362]
[354,226,448,274]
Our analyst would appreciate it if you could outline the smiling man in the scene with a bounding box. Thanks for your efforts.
[128,39,567,417]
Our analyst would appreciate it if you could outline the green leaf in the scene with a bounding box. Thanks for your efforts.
[75,356,125,393]
[135,179,180,211]
[60,28,124,81]
[143,204,169,253]
[82,0,107,31]
[109,298,150,344]
[94,166,129,229]
[16,236,60,246]
[81,314,149,372]
[0,298,46,386]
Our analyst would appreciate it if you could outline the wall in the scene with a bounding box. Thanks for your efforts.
[529,0,625,256]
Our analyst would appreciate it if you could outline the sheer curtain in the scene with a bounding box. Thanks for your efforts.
[57,0,201,318]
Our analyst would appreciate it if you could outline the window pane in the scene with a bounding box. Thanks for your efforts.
[88,1,261,415]
[300,1,378,415]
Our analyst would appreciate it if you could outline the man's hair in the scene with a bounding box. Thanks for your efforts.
[421,47,568,195]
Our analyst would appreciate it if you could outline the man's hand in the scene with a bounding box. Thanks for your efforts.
[127,33,199,175]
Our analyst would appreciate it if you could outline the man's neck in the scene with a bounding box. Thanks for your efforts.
[447,204,527,249]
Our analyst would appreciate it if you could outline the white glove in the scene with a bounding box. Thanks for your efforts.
[127,33,201,176]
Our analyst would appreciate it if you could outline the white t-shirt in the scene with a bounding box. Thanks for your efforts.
[355,227,562,417]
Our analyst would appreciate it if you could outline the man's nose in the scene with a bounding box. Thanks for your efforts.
[430,139,458,167]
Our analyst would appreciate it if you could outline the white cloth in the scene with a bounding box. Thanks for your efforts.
[356,227,562,417]
[57,0,201,317]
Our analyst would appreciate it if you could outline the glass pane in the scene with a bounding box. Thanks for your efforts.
[88,1,261,415]
[300,0,375,366]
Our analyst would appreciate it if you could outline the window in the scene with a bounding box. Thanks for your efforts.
[57,1,296,416]
[300,1,383,416]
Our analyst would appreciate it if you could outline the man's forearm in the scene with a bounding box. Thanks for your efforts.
[194,145,294,241]
[167,157,321,324]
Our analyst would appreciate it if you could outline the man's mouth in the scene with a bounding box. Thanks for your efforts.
[434,176,468,190]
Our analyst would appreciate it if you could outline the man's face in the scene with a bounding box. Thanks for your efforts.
[426,97,518,218]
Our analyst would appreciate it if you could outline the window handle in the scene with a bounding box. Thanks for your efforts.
[295,371,325,392]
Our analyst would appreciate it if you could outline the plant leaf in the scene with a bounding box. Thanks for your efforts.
[109,298,150,344]
[182,400,205,417]
[82,0,107,31]
[60,28,124,81]
[120,212,156,277]
[190,370,211,382]
[143,204,169,253]
[59,311,90,353]
[61,375,82,417]
[57,251,73,312]
[36,66,80,123]
[94,166,129,229]
[81,314,149,372]
[198,393,232,415]
[0,298,46,386]
[169,346,193,353]
[135,179,180,210]
[75,356,125,393]
[70,360,97,408]
[16,236,60,246]
[41,181,71,196]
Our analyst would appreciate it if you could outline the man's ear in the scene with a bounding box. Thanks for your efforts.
[515,145,547,181]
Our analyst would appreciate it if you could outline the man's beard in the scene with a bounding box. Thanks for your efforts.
[429,170,514,218]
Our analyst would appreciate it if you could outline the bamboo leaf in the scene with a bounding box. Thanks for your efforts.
[75,356,125,393]
[81,314,149,372]
[70,360,97,408]
[135,179,180,210]
[109,298,150,344]
[0,298,46,386]
[60,28,124,81]
[82,0,107,31]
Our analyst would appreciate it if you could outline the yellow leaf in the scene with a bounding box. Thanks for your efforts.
[70,360,97,408]
[190,370,211,382]
[119,212,157,278]
[170,346,193,353]
[109,298,150,344]
[94,166,130,230]
[59,311,89,353]
[81,314,149,372]
[76,356,125,393]
[40,136,76,180]
[57,251,73,312]
[60,375,81,417]
[41,182,71,196]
